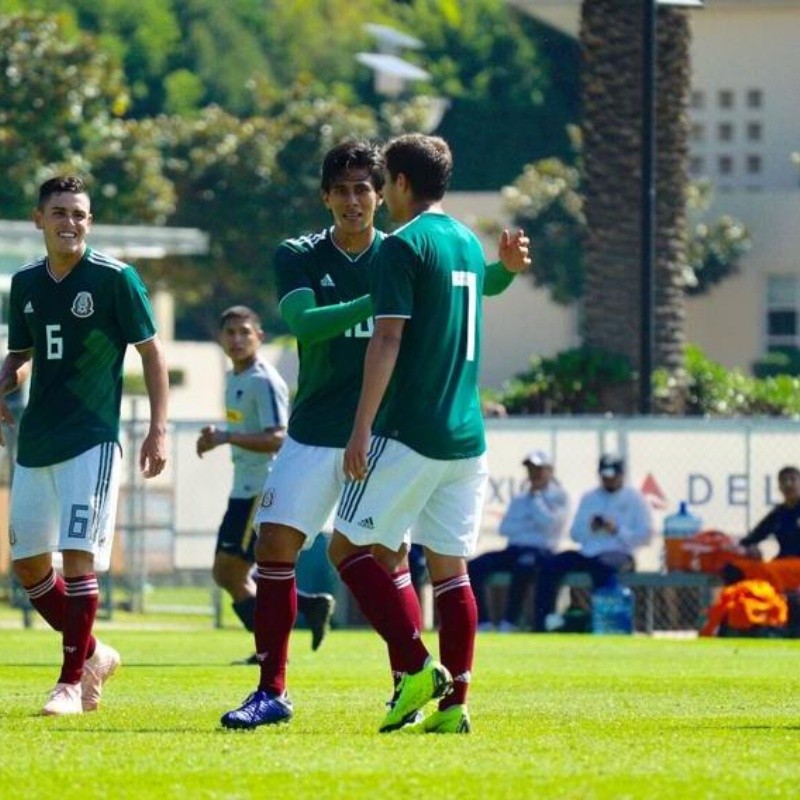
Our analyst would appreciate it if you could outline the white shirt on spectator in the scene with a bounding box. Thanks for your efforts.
[499,480,569,551]
[570,486,653,557]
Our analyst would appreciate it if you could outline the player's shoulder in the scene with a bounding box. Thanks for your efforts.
[277,228,330,258]
[12,256,46,284]
[251,357,289,389]
[84,248,134,273]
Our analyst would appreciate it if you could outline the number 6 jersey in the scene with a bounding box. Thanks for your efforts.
[8,248,157,467]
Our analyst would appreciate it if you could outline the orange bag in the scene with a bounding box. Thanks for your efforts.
[666,529,740,573]
[700,579,788,637]
[721,557,800,594]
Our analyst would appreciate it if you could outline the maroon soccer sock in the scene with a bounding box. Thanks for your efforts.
[337,552,429,675]
[254,561,297,695]
[388,567,425,683]
[433,573,477,709]
[25,569,97,660]
[59,574,100,684]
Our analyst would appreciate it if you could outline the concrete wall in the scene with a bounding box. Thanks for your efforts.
[686,192,800,370]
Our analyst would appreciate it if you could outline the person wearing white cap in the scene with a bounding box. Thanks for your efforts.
[468,449,569,632]
[533,452,653,632]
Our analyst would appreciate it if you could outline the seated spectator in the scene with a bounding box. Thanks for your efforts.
[469,450,569,632]
[733,465,800,562]
[722,465,800,636]
[533,453,653,632]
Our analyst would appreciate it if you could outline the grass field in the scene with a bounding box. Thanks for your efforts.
[2,618,800,800]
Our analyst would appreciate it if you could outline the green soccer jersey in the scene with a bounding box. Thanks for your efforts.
[8,247,157,467]
[372,211,486,460]
[276,227,385,448]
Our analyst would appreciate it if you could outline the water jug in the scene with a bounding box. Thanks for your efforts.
[663,501,703,571]
[591,581,634,635]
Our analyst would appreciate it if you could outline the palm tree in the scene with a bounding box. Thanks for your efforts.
[580,0,691,413]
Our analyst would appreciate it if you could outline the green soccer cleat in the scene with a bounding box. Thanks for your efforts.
[379,660,452,733]
[402,704,472,734]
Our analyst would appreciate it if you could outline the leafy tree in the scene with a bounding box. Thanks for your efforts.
[0,0,181,117]
[503,153,750,305]
[684,180,751,296]
[394,0,580,188]
[0,12,136,216]
[143,89,384,337]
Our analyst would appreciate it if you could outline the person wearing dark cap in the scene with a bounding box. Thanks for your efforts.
[469,449,569,632]
[533,452,653,632]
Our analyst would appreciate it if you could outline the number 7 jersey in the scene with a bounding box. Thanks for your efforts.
[7,248,157,467]
[371,211,486,460]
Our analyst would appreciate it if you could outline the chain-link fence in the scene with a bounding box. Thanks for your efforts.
[4,414,800,632]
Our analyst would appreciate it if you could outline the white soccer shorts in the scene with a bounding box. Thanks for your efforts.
[9,442,122,571]
[335,436,489,558]
[253,436,341,549]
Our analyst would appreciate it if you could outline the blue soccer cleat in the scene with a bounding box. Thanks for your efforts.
[220,690,293,729]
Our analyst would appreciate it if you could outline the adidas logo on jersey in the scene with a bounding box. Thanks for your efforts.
[357,516,375,530]
[23,301,33,313]
[320,274,336,287]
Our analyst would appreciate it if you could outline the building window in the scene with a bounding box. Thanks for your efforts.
[766,277,800,349]
[747,122,762,142]
[691,90,705,110]
[689,156,704,176]
[746,154,762,174]
[691,123,705,142]
[718,122,734,142]
[718,89,734,110]
[747,89,763,109]
[718,155,734,175]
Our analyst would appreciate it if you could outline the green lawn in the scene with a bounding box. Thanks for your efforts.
[1,624,799,800]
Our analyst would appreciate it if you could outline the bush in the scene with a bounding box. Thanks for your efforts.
[498,346,631,414]
[498,344,800,417]
[752,347,800,379]
[658,345,800,417]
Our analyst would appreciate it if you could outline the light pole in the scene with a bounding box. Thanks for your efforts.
[639,0,703,414]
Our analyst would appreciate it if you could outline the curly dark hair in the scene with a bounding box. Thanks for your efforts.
[320,140,384,193]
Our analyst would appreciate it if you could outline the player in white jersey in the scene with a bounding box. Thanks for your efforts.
[197,306,334,657]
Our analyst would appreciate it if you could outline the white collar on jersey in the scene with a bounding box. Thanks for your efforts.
[328,226,376,263]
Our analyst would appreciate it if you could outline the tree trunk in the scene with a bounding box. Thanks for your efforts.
[654,8,690,413]
[580,0,691,414]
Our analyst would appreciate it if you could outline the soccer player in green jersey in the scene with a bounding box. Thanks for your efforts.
[221,139,528,731]
[196,305,334,658]
[336,134,530,733]
[0,176,169,716]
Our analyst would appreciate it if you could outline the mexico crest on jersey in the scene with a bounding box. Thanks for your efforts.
[71,291,94,318]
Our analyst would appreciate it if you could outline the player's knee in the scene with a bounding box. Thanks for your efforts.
[12,555,52,587]
[211,559,234,591]
[255,523,303,563]
[327,530,370,568]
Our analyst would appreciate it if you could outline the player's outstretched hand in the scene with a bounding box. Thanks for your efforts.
[140,427,167,478]
[343,428,371,482]
[498,228,531,274]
